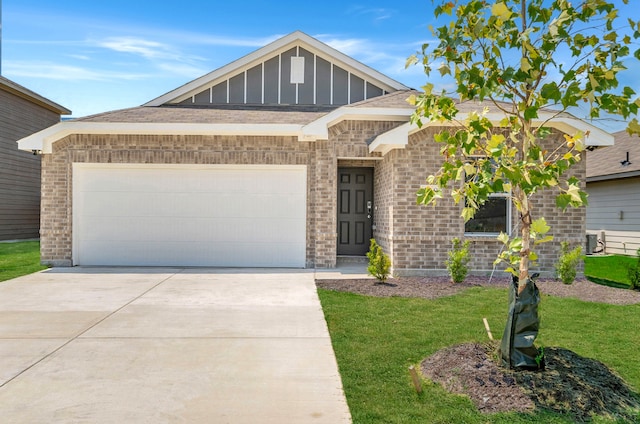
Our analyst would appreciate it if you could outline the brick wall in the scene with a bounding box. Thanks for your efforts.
[41,134,319,266]
[40,121,586,275]
[385,127,587,277]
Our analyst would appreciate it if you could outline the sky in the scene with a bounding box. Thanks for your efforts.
[1,0,638,132]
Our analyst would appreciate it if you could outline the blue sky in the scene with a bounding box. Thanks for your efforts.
[2,0,638,131]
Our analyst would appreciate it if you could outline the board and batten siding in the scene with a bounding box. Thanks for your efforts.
[0,88,61,240]
[180,46,387,107]
[586,176,640,255]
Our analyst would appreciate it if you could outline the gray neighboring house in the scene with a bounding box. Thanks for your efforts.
[586,130,640,255]
[18,31,611,274]
[0,76,70,240]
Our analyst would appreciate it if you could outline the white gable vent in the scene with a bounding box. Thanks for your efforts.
[290,56,305,84]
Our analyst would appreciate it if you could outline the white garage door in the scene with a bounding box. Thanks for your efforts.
[72,164,307,267]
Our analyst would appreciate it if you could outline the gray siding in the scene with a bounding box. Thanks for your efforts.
[179,44,388,107]
[0,88,60,240]
[586,178,640,232]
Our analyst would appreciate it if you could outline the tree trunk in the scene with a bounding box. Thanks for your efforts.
[518,194,532,295]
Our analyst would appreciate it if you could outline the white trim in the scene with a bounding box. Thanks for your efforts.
[261,62,265,104]
[301,107,414,141]
[368,122,412,155]
[243,71,247,104]
[18,121,305,154]
[368,112,615,154]
[17,105,613,154]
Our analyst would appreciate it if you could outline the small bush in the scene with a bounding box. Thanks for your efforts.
[366,239,391,283]
[446,238,471,284]
[555,242,582,285]
[627,248,640,291]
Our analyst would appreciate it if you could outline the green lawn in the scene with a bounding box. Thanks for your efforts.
[319,287,640,423]
[0,241,47,282]
[584,255,638,288]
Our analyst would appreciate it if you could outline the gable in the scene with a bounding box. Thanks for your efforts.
[145,31,410,108]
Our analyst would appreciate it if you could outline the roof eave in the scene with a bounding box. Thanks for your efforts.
[17,122,305,154]
[301,107,413,140]
[369,112,614,155]
[587,170,640,182]
[0,77,72,115]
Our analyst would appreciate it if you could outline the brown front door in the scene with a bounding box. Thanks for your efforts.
[337,167,373,256]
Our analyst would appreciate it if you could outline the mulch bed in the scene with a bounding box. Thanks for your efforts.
[316,276,640,420]
[316,275,640,305]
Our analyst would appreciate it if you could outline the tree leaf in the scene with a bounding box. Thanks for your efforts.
[566,184,584,204]
[531,217,550,235]
[491,2,511,20]
[461,207,476,222]
[497,232,509,245]
[556,194,572,210]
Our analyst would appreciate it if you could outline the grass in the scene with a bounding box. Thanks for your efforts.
[318,287,640,423]
[584,255,638,288]
[0,241,47,282]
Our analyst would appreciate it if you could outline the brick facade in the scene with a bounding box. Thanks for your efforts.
[40,121,586,276]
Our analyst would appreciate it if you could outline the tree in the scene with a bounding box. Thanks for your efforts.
[408,0,640,295]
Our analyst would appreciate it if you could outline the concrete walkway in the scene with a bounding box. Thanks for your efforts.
[0,268,351,423]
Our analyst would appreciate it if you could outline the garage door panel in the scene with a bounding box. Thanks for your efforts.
[78,240,305,267]
[73,165,307,267]
[79,191,306,220]
[80,216,306,244]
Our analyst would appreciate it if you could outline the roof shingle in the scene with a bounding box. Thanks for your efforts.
[587,130,640,181]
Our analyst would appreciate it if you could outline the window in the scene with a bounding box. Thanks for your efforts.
[463,156,511,235]
[465,194,510,235]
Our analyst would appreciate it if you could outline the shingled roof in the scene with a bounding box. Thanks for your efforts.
[76,104,334,125]
[587,130,640,182]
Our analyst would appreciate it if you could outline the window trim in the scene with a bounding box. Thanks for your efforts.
[464,192,512,236]
[462,156,512,237]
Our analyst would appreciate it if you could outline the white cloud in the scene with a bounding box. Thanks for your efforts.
[4,61,151,81]
[96,37,187,61]
[347,6,394,23]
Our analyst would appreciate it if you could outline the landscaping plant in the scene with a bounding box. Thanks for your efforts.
[366,238,392,283]
[627,248,640,291]
[555,241,582,285]
[408,0,640,369]
[446,238,471,283]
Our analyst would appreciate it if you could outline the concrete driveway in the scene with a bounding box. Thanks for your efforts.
[0,268,351,423]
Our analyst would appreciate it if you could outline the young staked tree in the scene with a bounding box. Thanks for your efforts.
[409,0,640,294]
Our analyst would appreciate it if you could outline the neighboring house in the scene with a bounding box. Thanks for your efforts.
[17,31,611,275]
[0,76,71,241]
[586,130,640,256]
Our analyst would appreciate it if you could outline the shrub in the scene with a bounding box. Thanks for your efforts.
[627,248,640,291]
[366,239,391,283]
[555,242,582,285]
[446,238,471,284]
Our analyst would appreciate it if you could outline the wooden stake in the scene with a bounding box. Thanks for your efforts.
[408,365,423,394]
[483,318,494,341]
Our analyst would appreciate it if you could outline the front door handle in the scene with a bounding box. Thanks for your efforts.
[367,201,372,219]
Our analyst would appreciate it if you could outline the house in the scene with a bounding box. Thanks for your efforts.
[17,31,611,274]
[0,76,70,241]
[586,130,640,256]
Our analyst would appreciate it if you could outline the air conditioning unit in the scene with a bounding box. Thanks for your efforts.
[586,234,597,255]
